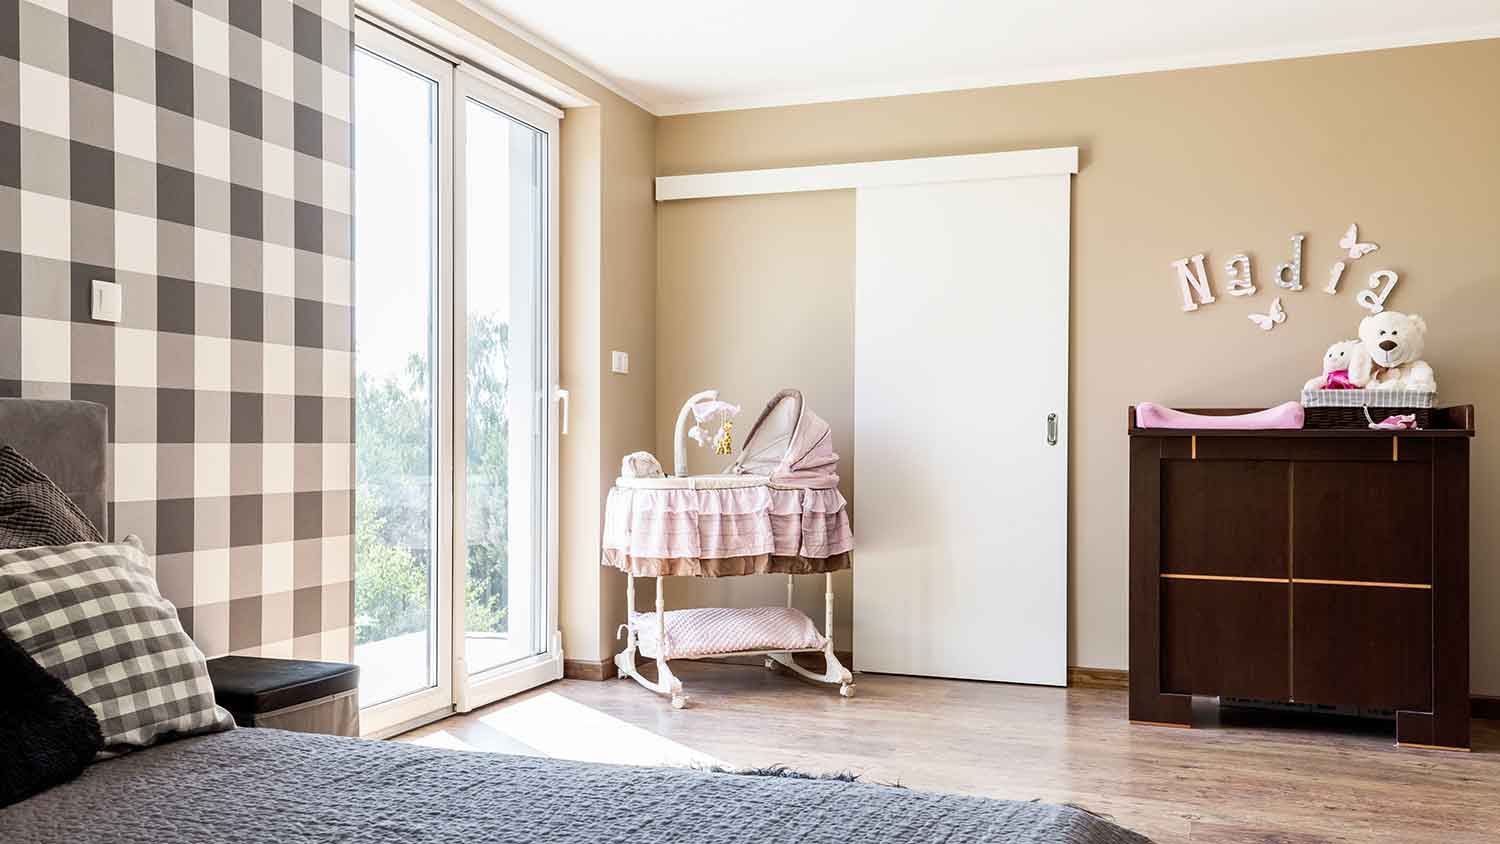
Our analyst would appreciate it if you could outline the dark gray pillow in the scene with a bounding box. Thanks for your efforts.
[0,446,104,549]
[0,628,104,807]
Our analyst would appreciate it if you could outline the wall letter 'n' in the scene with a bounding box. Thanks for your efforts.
[1172,253,1214,312]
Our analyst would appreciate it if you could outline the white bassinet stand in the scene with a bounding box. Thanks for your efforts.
[602,390,855,709]
[613,573,852,709]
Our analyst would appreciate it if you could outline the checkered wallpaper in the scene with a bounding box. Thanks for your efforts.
[0,0,355,663]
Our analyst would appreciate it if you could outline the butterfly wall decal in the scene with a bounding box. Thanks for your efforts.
[1248,296,1286,331]
[1339,223,1379,259]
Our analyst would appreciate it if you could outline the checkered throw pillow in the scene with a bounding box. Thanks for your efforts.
[0,537,234,753]
[0,447,104,549]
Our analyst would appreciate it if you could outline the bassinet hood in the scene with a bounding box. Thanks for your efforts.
[732,389,840,489]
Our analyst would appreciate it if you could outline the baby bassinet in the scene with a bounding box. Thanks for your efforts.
[602,389,855,707]
[604,389,853,576]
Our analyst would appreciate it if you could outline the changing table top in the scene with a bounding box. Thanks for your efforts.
[1127,404,1475,438]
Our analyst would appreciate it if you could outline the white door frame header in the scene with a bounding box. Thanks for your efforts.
[655,146,1079,201]
[357,0,582,116]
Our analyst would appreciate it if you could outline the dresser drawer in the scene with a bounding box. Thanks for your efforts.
[1292,584,1431,710]
[1162,460,1288,579]
[1292,462,1432,584]
[1161,578,1289,699]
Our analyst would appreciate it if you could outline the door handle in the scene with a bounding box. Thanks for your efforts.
[555,387,570,436]
[1047,413,1059,446]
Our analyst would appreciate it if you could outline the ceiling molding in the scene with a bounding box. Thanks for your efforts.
[360,7,1498,118]
[455,0,661,114]
[653,25,1500,116]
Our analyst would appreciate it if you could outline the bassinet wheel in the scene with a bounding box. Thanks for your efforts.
[839,683,855,698]
[671,694,688,710]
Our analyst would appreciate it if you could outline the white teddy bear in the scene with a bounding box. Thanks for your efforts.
[1351,311,1437,392]
[1303,339,1369,391]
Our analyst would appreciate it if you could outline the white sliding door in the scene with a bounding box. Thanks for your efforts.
[852,175,1070,686]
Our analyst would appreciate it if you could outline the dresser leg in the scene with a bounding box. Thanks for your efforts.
[1128,690,1192,728]
[1395,710,1471,751]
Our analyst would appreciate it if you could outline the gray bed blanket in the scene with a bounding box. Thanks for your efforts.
[0,728,1149,843]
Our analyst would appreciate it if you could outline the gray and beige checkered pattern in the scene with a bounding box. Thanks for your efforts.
[0,536,235,751]
[0,0,354,661]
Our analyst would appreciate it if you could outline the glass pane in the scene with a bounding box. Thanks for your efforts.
[352,48,440,707]
[463,97,546,676]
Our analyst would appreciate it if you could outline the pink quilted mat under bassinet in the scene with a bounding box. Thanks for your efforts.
[632,607,827,660]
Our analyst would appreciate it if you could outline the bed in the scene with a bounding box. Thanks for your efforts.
[1,728,1149,844]
[0,399,1147,844]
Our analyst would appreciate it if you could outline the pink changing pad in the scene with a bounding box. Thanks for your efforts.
[1134,401,1305,430]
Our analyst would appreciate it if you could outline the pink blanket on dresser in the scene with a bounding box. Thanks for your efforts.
[1134,401,1305,430]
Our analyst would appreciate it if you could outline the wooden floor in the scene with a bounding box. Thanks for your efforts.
[398,661,1500,843]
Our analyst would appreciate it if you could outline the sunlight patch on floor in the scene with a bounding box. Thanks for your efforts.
[406,729,487,753]
[468,691,723,768]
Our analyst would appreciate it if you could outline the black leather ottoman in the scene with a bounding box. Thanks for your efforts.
[206,656,361,737]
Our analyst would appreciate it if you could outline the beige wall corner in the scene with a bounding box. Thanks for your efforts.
[656,39,1500,693]
[559,105,604,662]
[597,100,660,657]
[559,97,659,663]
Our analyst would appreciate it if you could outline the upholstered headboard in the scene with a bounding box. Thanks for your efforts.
[0,399,109,537]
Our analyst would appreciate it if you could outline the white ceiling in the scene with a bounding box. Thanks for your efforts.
[466,0,1500,115]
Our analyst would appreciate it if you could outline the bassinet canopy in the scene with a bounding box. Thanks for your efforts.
[729,389,841,490]
[602,389,854,577]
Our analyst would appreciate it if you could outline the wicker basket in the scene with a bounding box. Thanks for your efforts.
[1299,388,1435,429]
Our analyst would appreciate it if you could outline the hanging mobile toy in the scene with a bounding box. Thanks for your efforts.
[714,419,734,455]
[682,395,740,462]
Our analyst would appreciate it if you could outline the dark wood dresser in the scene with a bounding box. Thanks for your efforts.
[1127,405,1475,750]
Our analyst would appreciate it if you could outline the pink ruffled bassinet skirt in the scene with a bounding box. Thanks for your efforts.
[601,484,853,577]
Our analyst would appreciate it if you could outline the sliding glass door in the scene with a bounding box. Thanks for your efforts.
[351,27,451,725]
[353,20,560,736]
[453,72,559,710]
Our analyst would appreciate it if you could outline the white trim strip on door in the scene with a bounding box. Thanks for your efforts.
[655,147,1079,201]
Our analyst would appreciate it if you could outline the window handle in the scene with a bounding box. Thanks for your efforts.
[1047,413,1059,446]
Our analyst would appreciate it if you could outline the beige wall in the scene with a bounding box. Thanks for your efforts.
[656,39,1500,692]
[656,191,856,641]
[409,1,657,663]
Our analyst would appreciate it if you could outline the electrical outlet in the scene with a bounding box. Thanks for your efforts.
[611,350,629,374]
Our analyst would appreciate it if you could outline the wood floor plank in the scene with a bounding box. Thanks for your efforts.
[397,662,1500,843]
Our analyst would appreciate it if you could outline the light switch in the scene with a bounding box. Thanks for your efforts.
[91,280,122,323]
[610,350,629,374]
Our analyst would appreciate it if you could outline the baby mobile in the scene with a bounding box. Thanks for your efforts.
[1170,223,1397,331]
[687,399,740,456]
